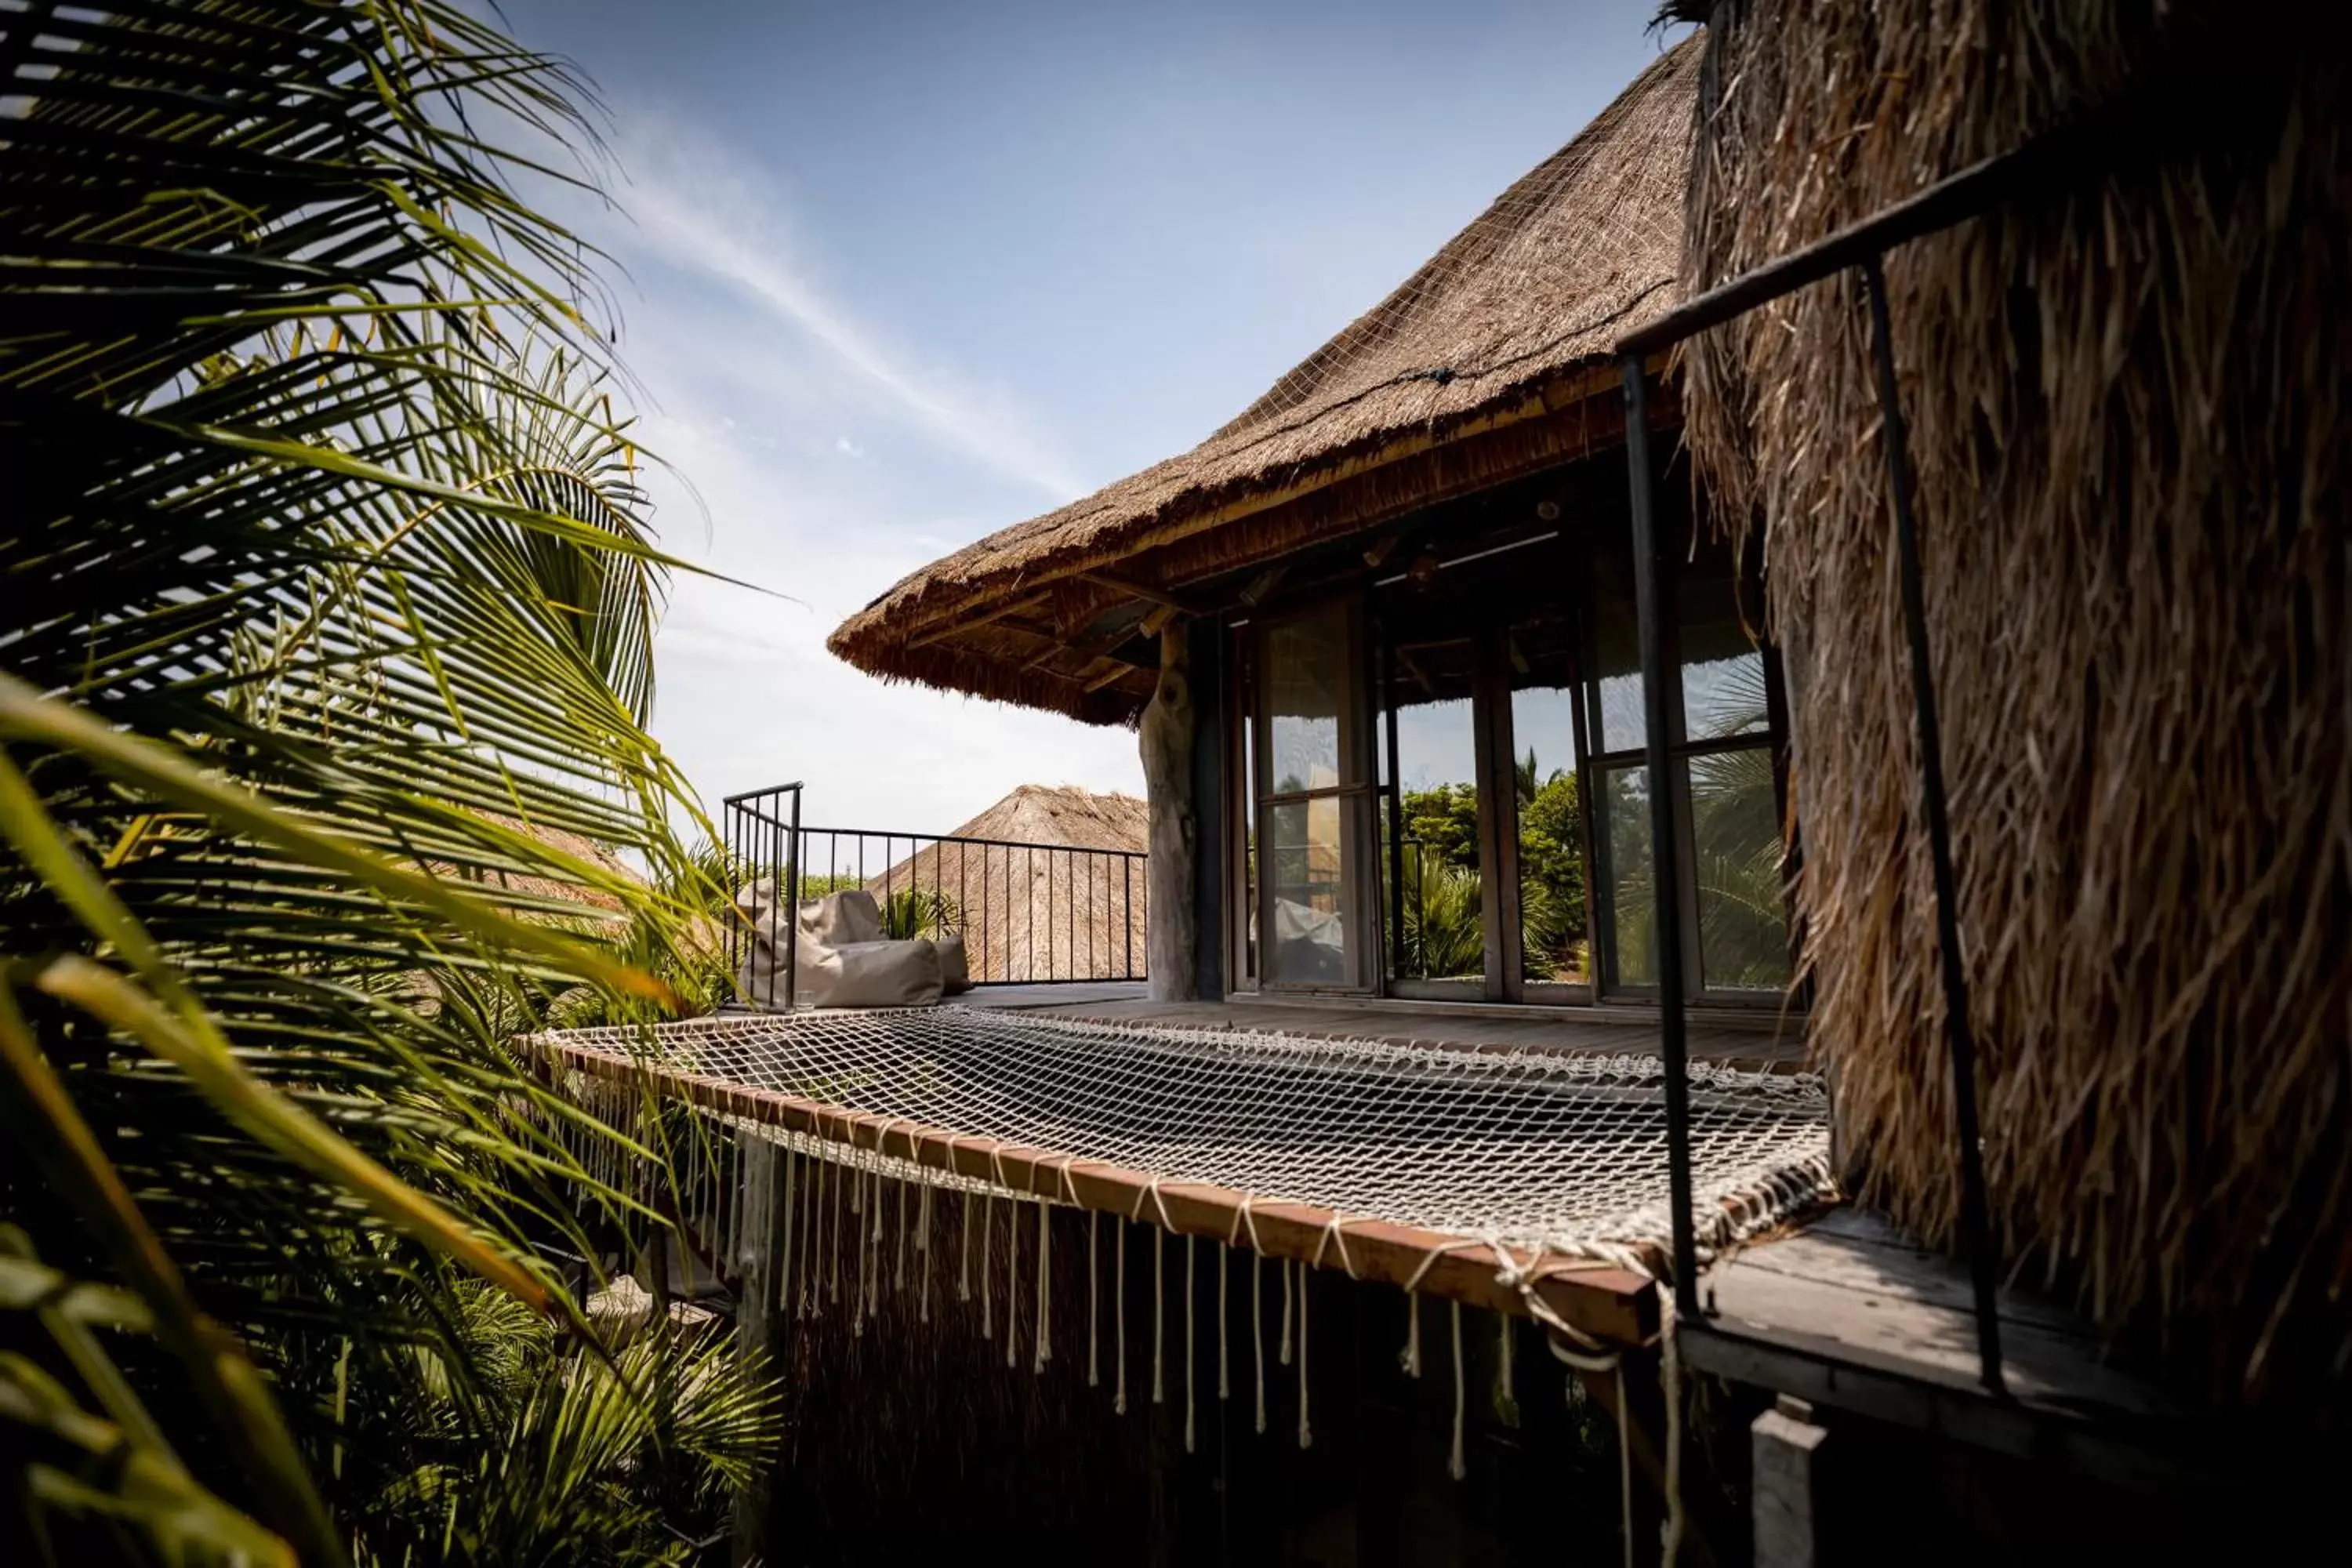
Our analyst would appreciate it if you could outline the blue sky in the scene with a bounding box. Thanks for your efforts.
[500,0,1690,836]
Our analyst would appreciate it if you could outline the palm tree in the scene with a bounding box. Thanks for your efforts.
[1,4,774,1562]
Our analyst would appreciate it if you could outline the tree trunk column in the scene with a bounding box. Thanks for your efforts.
[1140,622,1199,1001]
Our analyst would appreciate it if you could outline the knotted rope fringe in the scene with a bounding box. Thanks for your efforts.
[1033,1200,1051,1374]
[1547,1337,1633,1568]
[1252,1250,1266,1434]
[1087,1210,1101,1388]
[1279,1261,1293,1367]
[918,1182,933,1323]
[1151,1225,1165,1407]
[1184,1236,1197,1453]
[1217,1243,1230,1403]
[1448,1301,1467,1481]
[1004,1182,1020,1370]
[1114,1219,1128,1416]
[957,1189,972,1304]
[1400,1238,1477,1378]
[779,1148,797,1316]
[981,1192,996,1341]
[1295,1259,1311,1450]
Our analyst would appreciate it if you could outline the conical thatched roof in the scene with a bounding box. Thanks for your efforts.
[862,786,1147,984]
[829,37,1702,724]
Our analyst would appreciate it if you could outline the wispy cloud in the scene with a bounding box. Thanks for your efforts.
[604,108,1086,502]
[834,435,866,459]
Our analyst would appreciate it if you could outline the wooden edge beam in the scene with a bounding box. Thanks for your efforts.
[539,1037,1661,1348]
[908,590,1053,649]
[1078,569,1198,615]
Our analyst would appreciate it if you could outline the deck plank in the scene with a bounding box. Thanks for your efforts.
[1705,1210,2175,1421]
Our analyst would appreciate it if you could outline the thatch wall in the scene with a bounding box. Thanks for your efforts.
[1679,1,2351,1402]
[856,786,1149,983]
[828,38,1701,723]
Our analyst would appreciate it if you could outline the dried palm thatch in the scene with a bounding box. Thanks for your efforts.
[854,786,1149,983]
[829,37,1703,723]
[1679,0,2351,1403]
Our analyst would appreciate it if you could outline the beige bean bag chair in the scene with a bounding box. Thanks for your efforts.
[734,886,970,1009]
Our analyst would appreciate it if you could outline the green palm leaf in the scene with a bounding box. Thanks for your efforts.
[2,2,777,1561]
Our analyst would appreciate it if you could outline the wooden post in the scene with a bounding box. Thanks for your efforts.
[1750,1396,1827,1568]
[1141,620,1199,1000]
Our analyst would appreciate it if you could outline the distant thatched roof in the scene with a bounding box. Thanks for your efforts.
[829,37,1702,724]
[863,786,1147,983]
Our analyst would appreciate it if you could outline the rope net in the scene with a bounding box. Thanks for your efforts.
[543,1004,1831,1275]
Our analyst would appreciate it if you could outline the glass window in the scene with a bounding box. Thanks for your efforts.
[1387,640,1483,985]
[1586,538,1646,754]
[1265,796,1355,986]
[1508,614,1588,989]
[1687,751,1790,991]
[1267,612,1345,793]
[1595,763,1656,991]
[1679,559,1769,742]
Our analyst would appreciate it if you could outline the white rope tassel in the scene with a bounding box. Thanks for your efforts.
[1279,1254,1293,1366]
[895,1176,909,1294]
[1183,1236,1197,1454]
[1004,1189,1019,1370]
[1497,1312,1516,1423]
[779,1149,797,1316]
[1087,1211,1101,1388]
[1033,1200,1052,1374]
[1115,1221,1128,1416]
[1216,1243,1230,1403]
[826,1152,842,1306]
[1252,1250,1266,1435]
[1403,1291,1422,1377]
[981,1193,995,1341]
[957,1189,972,1303]
[1448,1301,1467,1481]
[1151,1225,1166,1406]
[1295,1260,1311,1450]
[918,1182,934,1324]
[867,1172,884,1319]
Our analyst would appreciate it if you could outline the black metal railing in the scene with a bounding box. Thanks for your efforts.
[1606,101,2194,1398]
[721,783,1149,1010]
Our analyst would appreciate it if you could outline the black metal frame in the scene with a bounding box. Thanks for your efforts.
[1609,117,2157,1398]
[720,785,1149,1008]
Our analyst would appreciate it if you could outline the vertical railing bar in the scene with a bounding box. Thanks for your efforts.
[783,786,801,1009]
[1621,352,1701,1319]
[1862,254,2005,1396]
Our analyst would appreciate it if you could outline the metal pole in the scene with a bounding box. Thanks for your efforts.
[1862,255,2005,1396]
[1621,353,1701,1319]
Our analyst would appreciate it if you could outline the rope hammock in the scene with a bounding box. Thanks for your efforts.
[535,1004,1830,1502]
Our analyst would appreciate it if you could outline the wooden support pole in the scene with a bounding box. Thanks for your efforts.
[1751,1396,1827,1568]
[1140,621,1200,1000]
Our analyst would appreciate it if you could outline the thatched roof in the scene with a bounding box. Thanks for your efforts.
[1680,2,2348,1403]
[829,37,1702,724]
[863,786,1147,983]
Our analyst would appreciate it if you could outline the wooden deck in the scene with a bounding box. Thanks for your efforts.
[1701,1208,2169,1420]
[958,982,1809,1070]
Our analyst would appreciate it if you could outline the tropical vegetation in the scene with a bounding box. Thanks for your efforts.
[1,3,776,1563]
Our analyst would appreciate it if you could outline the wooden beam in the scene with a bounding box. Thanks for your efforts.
[1079,568,1205,616]
[907,590,1053,649]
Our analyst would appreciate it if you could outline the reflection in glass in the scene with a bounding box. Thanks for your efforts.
[1596,764,1655,989]
[1266,797,1352,986]
[1510,661,1588,987]
[1267,611,1345,793]
[1679,561,1769,742]
[1586,538,1646,754]
[1388,668,1482,984]
[1690,751,1789,991]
